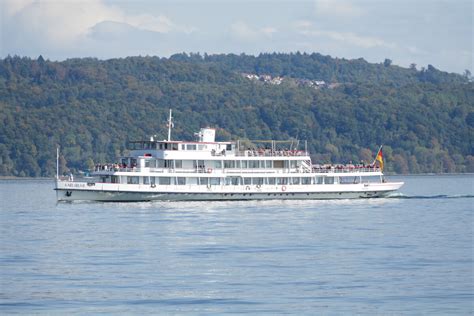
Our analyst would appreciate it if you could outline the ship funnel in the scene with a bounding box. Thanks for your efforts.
[197,128,215,142]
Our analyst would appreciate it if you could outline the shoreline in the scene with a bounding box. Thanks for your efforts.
[0,176,54,180]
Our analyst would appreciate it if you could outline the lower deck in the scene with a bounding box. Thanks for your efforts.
[56,180,404,202]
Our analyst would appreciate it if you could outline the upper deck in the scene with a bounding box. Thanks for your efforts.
[92,127,381,177]
[127,128,309,160]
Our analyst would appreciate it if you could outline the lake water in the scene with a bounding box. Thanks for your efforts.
[0,175,473,314]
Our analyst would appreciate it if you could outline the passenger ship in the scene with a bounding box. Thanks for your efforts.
[55,111,403,201]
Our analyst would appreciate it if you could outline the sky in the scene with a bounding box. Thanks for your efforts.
[1,0,472,74]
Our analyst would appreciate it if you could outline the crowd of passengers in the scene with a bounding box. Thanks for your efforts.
[246,148,306,157]
[94,162,379,172]
[313,163,379,171]
[95,163,136,171]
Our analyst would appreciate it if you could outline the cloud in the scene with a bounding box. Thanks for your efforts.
[230,21,277,41]
[2,0,34,16]
[314,0,365,18]
[125,14,196,34]
[295,20,395,49]
[1,0,193,57]
[3,0,122,43]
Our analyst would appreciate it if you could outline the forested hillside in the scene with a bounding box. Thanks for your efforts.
[0,53,473,177]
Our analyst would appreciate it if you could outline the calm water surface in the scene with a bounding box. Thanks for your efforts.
[0,175,473,314]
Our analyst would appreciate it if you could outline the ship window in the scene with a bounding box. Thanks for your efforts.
[365,176,381,183]
[273,160,284,168]
[265,161,272,168]
[151,177,156,185]
[181,144,185,150]
[325,177,334,184]
[159,143,164,150]
[175,160,183,168]
[210,177,220,185]
[235,160,241,168]
[214,161,222,169]
[111,176,120,183]
[316,177,324,184]
[172,143,178,150]
[187,144,197,150]
[301,177,311,185]
[252,178,264,185]
[131,158,137,168]
[267,177,276,185]
[143,177,150,185]
[187,177,198,185]
[340,176,358,184]
[127,176,139,184]
[176,177,186,185]
[159,177,171,185]
[292,177,300,185]
[243,178,251,185]
[241,160,248,168]
[249,160,259,168]
[164,160,173,168]
[224,160,235,168]
[193,160,205,169]
[290,160,297,168]
[199,177,209,185]
[277,177,288,185]
[259,161,265,168]
[225,177,240,185]
[226,144,232,151]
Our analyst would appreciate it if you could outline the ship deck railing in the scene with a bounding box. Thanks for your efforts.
[312,165,381,173]
[91,165,381,175]
[233,150,308,157]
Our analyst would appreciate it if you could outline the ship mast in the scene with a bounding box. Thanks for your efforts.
[167,109,174,141]
[56,146,59,180]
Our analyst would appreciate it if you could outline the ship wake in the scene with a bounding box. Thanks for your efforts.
[386,192,474,200]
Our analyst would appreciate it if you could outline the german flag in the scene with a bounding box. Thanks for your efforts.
[374,146,384,171]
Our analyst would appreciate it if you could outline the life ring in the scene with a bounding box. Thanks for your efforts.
[207,168,212,173]
[281,185,287,192]
[207,184,212,190]
[256,184,261,189]
[151,183,156,188]
[245,186,251,191]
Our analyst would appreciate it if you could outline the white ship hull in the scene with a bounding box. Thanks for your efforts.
[56,181,404,202]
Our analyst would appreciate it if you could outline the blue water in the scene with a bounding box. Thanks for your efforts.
[0,175,473,314]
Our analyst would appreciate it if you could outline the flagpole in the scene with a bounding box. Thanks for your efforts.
[56,146,59,180]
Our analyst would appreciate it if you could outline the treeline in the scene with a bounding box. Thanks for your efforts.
[0,53,472,177]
